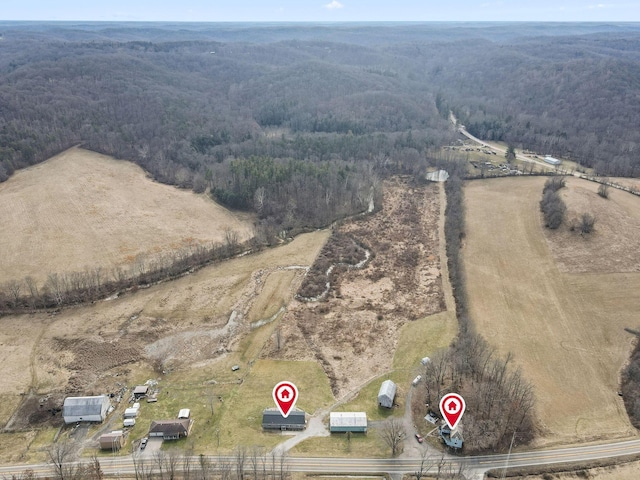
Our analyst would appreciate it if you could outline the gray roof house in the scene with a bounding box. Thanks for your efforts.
[262,408,306,431]
[148,419,193,440]
[377,380,397,409]
[439,425,464,449]
[63,395,110,424]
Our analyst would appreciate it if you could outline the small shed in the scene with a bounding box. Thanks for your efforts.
[377,380,397,409]
[149,419,193,440]
[262,408,306,431]
[544,155,562,166]
[133,385,149,398]
[99,431,124,451]
[329,412,367,433]
[123,418,136,427]
[63,395,110,424]
[178,408,190,419]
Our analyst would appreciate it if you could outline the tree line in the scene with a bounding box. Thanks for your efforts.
[420,161,536,453]
[7,441,292,480]
[0,235,248,312]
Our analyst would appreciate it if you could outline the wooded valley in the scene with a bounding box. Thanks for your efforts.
[1,22,640,235]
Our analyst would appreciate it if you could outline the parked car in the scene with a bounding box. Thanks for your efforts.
[412,375,422,386]
[140,437,148,450]
[415,433,424,443]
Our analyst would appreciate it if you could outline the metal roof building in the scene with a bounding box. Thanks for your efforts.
[329,412,367,433]
[425,169,450,182]
[98,431,124,451]
[63,395,110,424]
[262,408,306,431]
[377,380,397,409]
[544,155,562,166]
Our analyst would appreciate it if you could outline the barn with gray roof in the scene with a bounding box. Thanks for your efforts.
[62,395,110,424]
[377,380,397,409]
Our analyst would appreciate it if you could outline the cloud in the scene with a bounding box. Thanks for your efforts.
[588,3,612,7]
[324,1,344,10]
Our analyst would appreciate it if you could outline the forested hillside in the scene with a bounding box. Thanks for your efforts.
[1,22,640,231]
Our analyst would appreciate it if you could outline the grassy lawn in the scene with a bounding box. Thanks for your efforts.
[333,376,403,421]
[216,360,334,452]
[337,311,456,422]
[291,433,388,458]
[108,358,334,455]
[392,311,457,373]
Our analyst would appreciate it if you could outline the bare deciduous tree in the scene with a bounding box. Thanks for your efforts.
[378,418,406,456]
[47,441,77,480]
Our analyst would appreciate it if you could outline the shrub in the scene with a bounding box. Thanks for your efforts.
[540,190,566,229]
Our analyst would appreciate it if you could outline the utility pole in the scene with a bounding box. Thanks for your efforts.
[502,431,516,480]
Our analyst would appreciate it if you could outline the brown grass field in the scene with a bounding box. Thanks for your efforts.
[0,230,329,438]
[0,167,456,462]
[514,461,640,480]
[262,177,449,399]
[0,147,254,285]
[464,176,640,447]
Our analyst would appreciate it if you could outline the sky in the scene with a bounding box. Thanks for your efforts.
[1,0,639,22]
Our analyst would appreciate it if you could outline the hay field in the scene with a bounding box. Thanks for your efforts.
[0,147,254,284]
[464,177,640,447]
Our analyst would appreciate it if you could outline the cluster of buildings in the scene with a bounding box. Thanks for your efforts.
[66,370,463,453]
[62,385,193,452]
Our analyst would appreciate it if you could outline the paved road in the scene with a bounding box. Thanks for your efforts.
[2,438,640,479]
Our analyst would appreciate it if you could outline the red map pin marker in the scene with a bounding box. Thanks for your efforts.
[439,393,466,430]
[273,381,298,418]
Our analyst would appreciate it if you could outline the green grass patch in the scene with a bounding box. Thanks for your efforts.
[337,312,456,422]
[392,311,457,372]
[290,433,387,458]
[216,360,334,452]
[334,376,403,421]
[239,316,281,364]
[114,359,334,455]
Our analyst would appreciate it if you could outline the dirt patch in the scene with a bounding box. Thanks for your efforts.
[6,393,65,431]
[263,177,445,398]
[0,146,254,285]
[464,177,639,447]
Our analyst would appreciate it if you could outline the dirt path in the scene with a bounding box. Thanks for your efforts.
[29,323,48,393]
